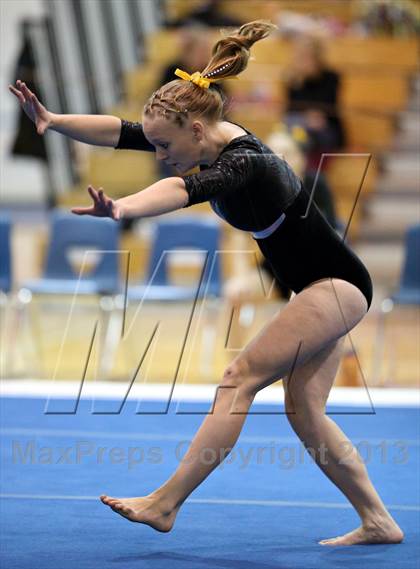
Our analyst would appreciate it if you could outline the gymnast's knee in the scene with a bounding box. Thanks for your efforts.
[220,359,256,398]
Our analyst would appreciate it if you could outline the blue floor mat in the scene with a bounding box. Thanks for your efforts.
[1,396,419,569]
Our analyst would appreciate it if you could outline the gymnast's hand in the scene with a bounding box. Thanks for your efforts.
[8,80,52,135]
[71,185,123,220]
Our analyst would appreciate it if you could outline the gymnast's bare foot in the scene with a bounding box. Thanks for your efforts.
[100,494,178,532]
[319,516,404,546]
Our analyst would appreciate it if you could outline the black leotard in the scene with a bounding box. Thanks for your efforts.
[116,120,372,308]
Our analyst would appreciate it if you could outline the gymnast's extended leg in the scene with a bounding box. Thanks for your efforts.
[100,278,403,544]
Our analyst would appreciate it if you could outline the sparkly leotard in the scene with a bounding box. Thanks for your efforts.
[116,120,372,308]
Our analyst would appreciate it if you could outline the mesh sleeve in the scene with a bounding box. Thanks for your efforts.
[182,148,259,207]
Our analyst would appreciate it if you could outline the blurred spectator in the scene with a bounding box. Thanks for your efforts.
[354,0,420,37]
[283,34,345,169]
[9,19,56,208]
[10,20,48,163]
[159,24,215,87]
[266,127,338,230]
[167,0,242,29]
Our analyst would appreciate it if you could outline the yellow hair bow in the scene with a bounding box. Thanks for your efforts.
[174,68,213,89]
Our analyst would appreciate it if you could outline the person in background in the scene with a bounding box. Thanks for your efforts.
[10,19,55,208]
[159,24,214,89]
[266,126,338,229]
[166,0,242,29]
[354,0,420,37]
[283,34,345,169]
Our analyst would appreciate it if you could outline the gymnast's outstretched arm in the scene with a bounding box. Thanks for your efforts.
[71,178,188,220]
[8,80,138,149]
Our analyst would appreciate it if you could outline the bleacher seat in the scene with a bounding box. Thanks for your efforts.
[21,212,121,296]
[127,216,222,301]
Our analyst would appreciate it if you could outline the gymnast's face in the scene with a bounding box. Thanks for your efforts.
[142,114,205,173]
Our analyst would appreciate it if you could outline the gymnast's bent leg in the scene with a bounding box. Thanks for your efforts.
[100,278,403,544]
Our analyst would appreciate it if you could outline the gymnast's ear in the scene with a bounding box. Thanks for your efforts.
[191,120,205,142]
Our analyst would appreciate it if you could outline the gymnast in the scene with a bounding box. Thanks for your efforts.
[9,20,403,546]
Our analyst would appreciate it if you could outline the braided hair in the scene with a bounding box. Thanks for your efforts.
[143,20,277,126]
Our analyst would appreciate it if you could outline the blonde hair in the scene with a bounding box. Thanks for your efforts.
[144,20,277,126]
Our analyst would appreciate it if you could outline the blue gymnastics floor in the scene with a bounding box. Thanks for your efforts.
[0,392,419,569]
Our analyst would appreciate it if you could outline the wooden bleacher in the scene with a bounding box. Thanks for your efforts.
[166,0,360,27]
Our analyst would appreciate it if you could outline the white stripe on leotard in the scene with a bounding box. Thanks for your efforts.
[210,200,286,240]
[252,212,286,239]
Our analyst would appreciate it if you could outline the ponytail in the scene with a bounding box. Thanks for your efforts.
[202,20,278,81]
[144,20,277,125]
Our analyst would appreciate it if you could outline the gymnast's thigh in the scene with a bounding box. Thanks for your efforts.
[229,277,367,395]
